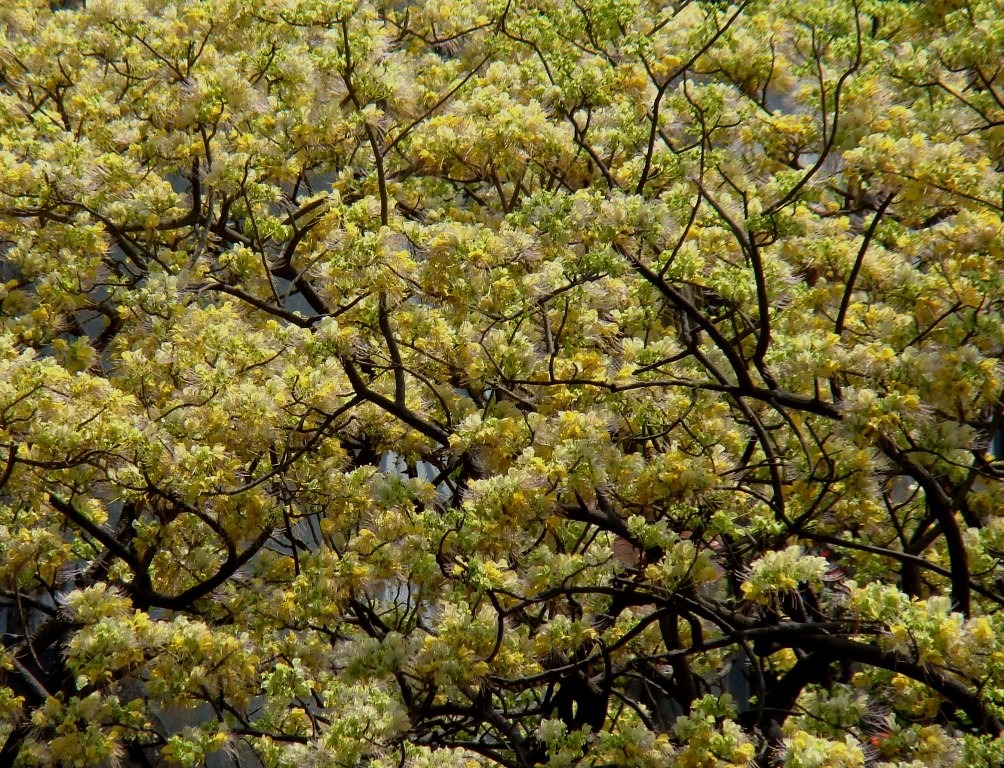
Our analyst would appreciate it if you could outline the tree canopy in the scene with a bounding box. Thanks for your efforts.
[1,0,1004,765]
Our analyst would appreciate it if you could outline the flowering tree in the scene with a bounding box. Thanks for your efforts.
[1,0,1003,765]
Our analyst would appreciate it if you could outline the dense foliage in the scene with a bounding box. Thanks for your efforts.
[1,0,1004,765]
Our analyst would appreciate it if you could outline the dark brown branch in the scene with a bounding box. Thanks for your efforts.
[196,283,315,327]
[792,634,1001,736]
[135,527,273,611]
[340,355,450,445]
[48,495,143,574]
[877,435,971,616]
[834,193,894,337]
[378,293,407,408]
[799,528,1004,608]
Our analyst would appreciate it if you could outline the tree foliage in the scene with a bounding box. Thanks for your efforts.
[1,0,1004,765]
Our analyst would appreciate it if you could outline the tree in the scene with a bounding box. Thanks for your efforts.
[0,0,1003,765]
